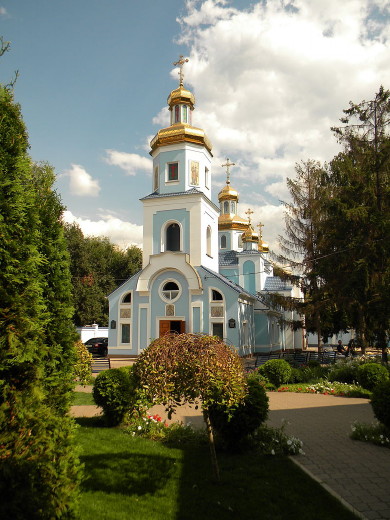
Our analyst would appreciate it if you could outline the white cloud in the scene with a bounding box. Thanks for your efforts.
[0,7,7,16]
[170,0,390,247]
[104,150,152,176]
[62,210,143,249]
[63,164,100,197]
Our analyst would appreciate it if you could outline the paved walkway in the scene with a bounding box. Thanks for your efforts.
[71,389,390,520]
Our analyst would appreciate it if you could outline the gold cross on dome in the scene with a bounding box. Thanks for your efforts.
[257,222,264,240]
[173,55,189,86]
[245,208,254,224]
[221,158,235,185]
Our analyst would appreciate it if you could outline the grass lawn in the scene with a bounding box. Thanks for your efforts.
[76,418,359,520]
[73,391,95,406]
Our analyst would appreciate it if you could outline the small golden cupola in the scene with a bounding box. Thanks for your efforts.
[218,158,248,232]
[257,222,269,253]
[150,56,212,154]
[241,209,259,251]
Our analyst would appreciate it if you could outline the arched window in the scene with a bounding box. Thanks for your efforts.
[122,293,131,304]
[166,223,180,251]
[175,105,180,123]
[231,201,236,214]
[183,105,188,123]
[206,226,212,257]
[223,201,229,214]
[211,289,223,301]
[220,235,227,249]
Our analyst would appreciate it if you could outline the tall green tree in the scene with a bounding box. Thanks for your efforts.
[320,87,390,355]
[0,83,81,517]
[269,160,335,350]
[64,223,142,326]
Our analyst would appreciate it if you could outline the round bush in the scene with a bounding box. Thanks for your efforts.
[357,363,389,391]
[93,366,136,426]
[259,359,292,387]
[209,376,269,449]
[371,380,390,429]
[328,363,358,384]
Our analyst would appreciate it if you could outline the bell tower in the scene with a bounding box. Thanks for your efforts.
[141,57,219,272]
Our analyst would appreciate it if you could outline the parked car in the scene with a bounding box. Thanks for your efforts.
[84,337,108,357]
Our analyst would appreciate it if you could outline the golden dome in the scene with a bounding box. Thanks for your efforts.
[150,123,212,154]
[218,184,239,202]
[218,213,248,231]
[258,240,269,253]
[167,86,195,110]
[242,224,259,243]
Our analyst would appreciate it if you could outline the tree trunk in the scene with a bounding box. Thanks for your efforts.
[203,410,220,482]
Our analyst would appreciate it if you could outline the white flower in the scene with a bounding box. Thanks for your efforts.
[271,449,275,455]
[287,439,292,445]
[138,425,142,430]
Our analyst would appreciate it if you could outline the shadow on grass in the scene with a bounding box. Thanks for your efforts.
[80,452,176,496]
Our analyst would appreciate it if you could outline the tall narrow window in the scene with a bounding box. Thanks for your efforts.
[166,223,180,251]
[168,163,178,181]
[206,226,212,257]
[119,292,132,345]
[223,201,229,214]
[220,235,227,249]
[175,105,180,123]
[153,167,159,191]
[231,201,236,214]
[205,167,209,188]
[183,105,188,123]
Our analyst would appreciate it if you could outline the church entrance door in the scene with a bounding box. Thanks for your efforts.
[159,320,185,336]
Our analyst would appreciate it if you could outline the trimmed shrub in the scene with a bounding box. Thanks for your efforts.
[357,363,389,391]
[259,359,292,387]
[93,366,136,426]
[209,375,269,450]
[328,362,358,384]
[371,381,390,429]
[74,340,93,385]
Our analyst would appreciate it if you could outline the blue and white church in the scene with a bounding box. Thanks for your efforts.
[107,58,304,359]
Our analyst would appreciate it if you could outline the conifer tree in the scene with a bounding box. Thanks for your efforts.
[0,84,81,518]
[270,160,331,350]
[320,87,390,355]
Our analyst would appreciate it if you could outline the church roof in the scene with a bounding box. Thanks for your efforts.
[140,188,220,211]
[140,187,202,200]
[262,276,293,291]
[199,265,256,301]
[219,250,238,266]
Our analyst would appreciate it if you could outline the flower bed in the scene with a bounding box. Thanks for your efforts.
[276,381,371,398]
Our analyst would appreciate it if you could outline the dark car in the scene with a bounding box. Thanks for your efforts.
[84,337,108,357]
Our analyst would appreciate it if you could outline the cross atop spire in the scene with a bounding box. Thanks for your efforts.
[221,158,235,185]
[173,55,189,87]
[257,222,264,240]
[245,208,254,224]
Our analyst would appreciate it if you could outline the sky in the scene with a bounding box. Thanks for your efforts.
[1,0,389,252]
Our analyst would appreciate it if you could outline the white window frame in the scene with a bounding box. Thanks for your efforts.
[159,279,182,303]
[161,220,183,252]
[166,162,179,183]
[118,291,132,346]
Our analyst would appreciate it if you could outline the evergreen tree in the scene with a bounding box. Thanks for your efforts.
[31,162,78,413]
[320,87,390,355]
[0,85,81,518]
[270,160,332,350]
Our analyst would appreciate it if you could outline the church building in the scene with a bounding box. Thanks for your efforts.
[107,58,304,359]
